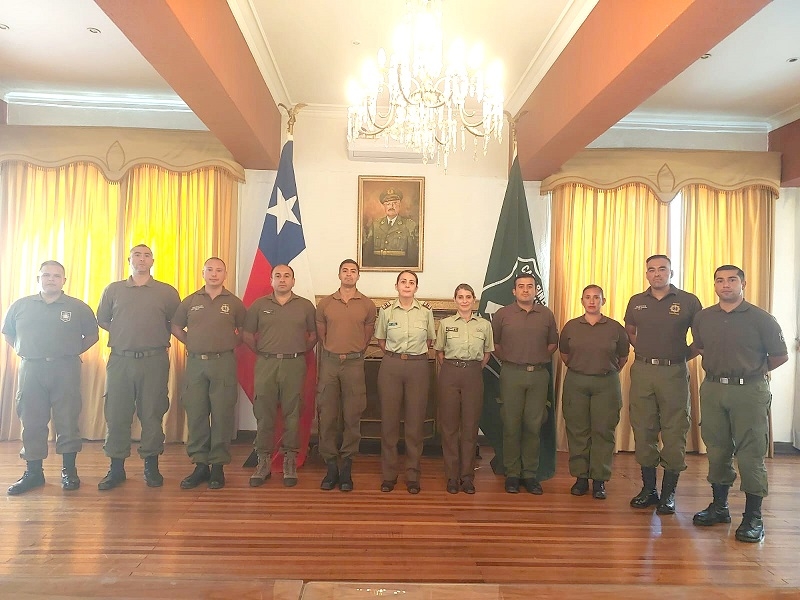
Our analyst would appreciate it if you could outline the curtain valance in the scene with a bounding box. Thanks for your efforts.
[540,149,781,202]
[0,124,245,182]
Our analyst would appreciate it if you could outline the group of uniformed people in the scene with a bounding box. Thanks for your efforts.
[2,247,787,544]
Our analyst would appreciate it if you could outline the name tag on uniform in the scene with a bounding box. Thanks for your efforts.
[387,321,399,328]
[190,305,205,312]
[262,310,274,314]
[633,305,647,311]
[445,327,458,332]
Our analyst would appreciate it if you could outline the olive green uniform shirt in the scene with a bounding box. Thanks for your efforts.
[244,293,316,354]
[316,289,376,354]
[172,287,246,353]
[692,300,787,379]
[559,315,630,375]
[375,298,435,354]
[624,285,702,361]
[363,216,419,267]
[3,293,98,358]
[434,313,494,360]
[97,276,180,350]
[492,303,558,365]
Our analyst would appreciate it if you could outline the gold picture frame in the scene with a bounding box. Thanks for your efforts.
[357,175,425,272]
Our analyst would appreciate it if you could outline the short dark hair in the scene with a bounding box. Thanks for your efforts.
[513,273,536,286]
[130,244,152,255]
[714,264,745,281]
[39,260,65,275]
[454,283,475,299]
[396,270,418,285]
[339,259,359,272]
[646,254,671,266]
[272,263,294,277]
[204,257,227,269]
[582,284,604,299]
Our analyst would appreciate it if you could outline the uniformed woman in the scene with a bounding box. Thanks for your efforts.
[375,270,435,493]
[559,285,630,499]
[434,284,494,494]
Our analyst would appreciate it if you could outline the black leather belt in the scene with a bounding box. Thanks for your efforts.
[323,349,363,360]
[705,374,765,385]
[635,355,684,366]
[504,362,549,372]
[260,352,304,359]
[112,349,166,359]
[444,359,481,368]
[22,356,77,362]
[384,350,428,360]
[189,350,233,360]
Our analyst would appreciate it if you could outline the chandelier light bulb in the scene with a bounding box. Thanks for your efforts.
[346,0,504,171]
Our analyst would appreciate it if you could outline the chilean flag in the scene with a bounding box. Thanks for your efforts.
[237,139,316,471]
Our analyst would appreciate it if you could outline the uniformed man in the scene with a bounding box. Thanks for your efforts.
[559,285,630,500]
[315,259,376,491]
[96,244,181,490]
[625,255,702,514]
[362,188,419,268]
[691,265,787,543]
[3,261,99,495]
[375,270,435,494]
[492,273,558,494]
[243,264,316,488]
[171,258,246,490]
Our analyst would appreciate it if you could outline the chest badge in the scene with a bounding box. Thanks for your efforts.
[220,303,230,314]
[669,303,681,315]
[60,311,72,322]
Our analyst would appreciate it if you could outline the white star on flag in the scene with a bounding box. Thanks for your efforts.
[266,186,300,234]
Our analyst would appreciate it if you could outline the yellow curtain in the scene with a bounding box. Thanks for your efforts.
[549,183,669,452]
[0,162,121,441]
[682,184,776,454]
[0,161,238,444]
[121,165,238,443]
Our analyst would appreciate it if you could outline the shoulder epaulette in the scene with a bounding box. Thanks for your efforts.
[380,300,393,310]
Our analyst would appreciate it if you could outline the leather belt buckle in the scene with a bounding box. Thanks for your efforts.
[199,354,210,360]
[338,354,347,360]
[134,351,144,359]
[526,365,535,372]
[400,353,409,360]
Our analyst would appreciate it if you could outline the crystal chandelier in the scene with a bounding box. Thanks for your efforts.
[346,0,504,170]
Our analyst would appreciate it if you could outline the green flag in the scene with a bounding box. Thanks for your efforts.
[478,156,556,480]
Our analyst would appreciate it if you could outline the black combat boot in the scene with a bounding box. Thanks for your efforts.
[143,455,163,487]
[61,452,80,491]
[592,480,607,500]
[656,470,680,515]
[570,477,589,496]
[693,483,731,526]
[98,458,126,491]
[7,460,45,496]
[735,493,764,543]
[180,463,210,489]
[208,464,225,489]
[320,459,339,490]
[339,457,354,492]
[630,466,659,508]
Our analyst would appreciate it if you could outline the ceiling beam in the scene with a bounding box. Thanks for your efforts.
[769,119,800,187]
[94,0,281,170]
[515,0,771,181]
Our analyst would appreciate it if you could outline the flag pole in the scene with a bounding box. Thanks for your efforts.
[504,109,527,169]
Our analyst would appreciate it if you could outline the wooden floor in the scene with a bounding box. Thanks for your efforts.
[1,441,799,599]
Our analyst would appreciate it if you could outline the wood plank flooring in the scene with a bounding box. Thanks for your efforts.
[0,440,799,598]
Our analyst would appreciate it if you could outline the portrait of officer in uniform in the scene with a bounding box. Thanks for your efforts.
[359,176,424,271]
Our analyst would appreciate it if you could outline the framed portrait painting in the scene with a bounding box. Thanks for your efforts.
[358,175,425,272]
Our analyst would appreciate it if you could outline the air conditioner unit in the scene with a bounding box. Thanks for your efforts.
[347,136,424,163]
